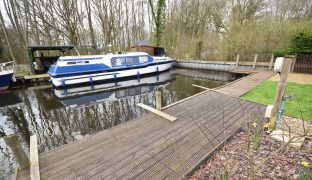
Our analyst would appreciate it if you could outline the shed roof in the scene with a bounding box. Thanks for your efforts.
[28,45,75,51]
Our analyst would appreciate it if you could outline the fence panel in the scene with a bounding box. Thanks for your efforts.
[294,54,312,74]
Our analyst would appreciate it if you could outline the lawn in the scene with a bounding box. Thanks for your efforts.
[242,80,312,121]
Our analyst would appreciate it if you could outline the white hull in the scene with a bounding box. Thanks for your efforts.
[54,71,173,99]
[51,62,172,87]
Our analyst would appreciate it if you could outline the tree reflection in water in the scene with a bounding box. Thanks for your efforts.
[0,69,237,179]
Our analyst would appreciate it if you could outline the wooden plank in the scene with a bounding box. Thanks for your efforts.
[137,103,177,122]
[24,74,49,80]
[30,135,40,180]
[192,84,229,95]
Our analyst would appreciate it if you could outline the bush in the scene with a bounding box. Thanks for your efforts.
[274,29,312,56]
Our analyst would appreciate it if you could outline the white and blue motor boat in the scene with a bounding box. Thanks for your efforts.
[48,52,175,87]
[0,61,15,90]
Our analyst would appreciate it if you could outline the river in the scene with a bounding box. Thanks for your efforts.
[0,69,242,179]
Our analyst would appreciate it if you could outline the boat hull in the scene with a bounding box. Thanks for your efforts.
[0,71,14,90]
[51,61,173,87]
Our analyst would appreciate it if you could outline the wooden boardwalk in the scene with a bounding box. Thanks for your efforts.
[17,71,274,180]
[217,71,274,97]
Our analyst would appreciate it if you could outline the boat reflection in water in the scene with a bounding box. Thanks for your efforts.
[0,69,234,179]
[53,71,174,107]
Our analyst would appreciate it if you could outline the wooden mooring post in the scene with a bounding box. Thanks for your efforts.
[4,134,30,169]
[235,54,240,68]
[155,90,162,111]
[269,55,294,130]
[253,54,258,69]
[269,54,274,69]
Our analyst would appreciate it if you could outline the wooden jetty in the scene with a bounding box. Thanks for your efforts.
[16,71,274,180]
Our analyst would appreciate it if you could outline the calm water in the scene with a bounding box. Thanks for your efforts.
[0,69,240,179]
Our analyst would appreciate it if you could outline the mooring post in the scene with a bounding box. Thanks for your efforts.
[253,54,258,69]
[269,55,294,130]
[4,134,30,169]
[155,90,162,111]
[235,54,240,68]
[269,54,274,69]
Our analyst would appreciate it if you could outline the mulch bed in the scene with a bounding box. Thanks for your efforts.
[188,132,312,179]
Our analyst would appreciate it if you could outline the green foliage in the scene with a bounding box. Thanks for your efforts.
[220,167,226,180]
[274,29,312,56]
[291,30,312,54]
[149,0,166,46]
[252,131,261,150]
[242,81,312,120]
[299,168,312,180]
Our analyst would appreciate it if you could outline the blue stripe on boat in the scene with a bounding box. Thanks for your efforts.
[49,64,110,76]
[0,73,13,89]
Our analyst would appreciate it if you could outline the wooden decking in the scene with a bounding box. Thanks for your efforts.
[217,71,274,97]
[17,71,274,180]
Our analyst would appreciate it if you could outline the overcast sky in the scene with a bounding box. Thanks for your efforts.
[0,1,8,23]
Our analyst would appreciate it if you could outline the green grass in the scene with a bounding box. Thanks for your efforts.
[242,81,312,121]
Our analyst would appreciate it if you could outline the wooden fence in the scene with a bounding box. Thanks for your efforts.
[293,54,312,74]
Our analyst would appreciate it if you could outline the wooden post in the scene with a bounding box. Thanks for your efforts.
[269,55,294,130]
[30,135,40,180]
[4,134,30,169]
[253,54,258,69]
[269,54,274,69]
[235,54,240,68]
[155,91,162,111]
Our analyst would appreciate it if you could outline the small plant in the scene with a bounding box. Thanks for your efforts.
[220,167,226,180]
[299,161,311,180]
[252,131,261,150]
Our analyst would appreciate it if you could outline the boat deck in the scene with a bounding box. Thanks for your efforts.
[17,71,274,180]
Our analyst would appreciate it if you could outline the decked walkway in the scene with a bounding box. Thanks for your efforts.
[17,71,274,180]
[217,71,274,97]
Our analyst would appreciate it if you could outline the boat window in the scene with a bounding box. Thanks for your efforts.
[67,61,76,65]
[139,56,148,64]
[126,57,139,66]
[112,57,126,67]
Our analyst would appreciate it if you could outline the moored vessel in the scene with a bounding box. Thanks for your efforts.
[0,61,15,90]
[48,52,175,87]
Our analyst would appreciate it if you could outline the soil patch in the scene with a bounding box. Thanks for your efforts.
[188,132,312,179]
